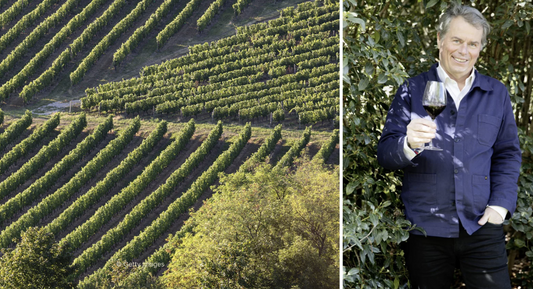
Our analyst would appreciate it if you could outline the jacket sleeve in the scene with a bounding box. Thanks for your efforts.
[377,81,418,170]
[488,90,522,217]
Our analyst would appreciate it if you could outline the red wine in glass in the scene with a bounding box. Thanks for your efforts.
[423,105,446,120]
[421,81,446,151]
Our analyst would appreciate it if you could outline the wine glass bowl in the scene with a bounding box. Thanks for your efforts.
[421,81,446,151]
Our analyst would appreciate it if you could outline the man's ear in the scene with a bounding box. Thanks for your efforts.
[437,32,442,48]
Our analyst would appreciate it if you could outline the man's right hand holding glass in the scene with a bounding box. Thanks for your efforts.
[406,118,437,149]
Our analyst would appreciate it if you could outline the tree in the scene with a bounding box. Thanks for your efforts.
[161,158,339,289]
[343,0,533,287]
[0,227,76,288]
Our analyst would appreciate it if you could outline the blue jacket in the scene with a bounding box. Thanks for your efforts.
[377,64,522,238]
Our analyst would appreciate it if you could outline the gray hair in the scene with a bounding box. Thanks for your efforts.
[437,4,491,48]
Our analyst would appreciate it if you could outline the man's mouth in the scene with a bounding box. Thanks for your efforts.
[453,56,468,63]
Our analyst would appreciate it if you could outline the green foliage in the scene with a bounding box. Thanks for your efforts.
[156,0,202,48]
[0,112,59,176]
[0,227,76,288]
[507,129,533,288]
[70,0,154,85]
[0,115,112,247]
[232,0,251,16]
[44,117,144,237]
[0,113,86,201]
[197,0,226,32]
[113,0,178,67]
[81,2,338,124]
[240,124,283,172]
[0,110,32,153]
[68,120,187,274]
[162,158,339,289]
[273,108,285,122]
[275,126,312,169]
[343,0,533,287]
[313,129,339,162]
[88,260,163,289]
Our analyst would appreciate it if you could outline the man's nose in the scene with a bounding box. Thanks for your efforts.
[458,43,468,55]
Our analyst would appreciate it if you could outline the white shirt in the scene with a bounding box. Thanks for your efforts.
[402,64,508,220]
[436,63,475,110]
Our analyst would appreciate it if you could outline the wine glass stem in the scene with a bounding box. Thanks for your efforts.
[430,119,436,148]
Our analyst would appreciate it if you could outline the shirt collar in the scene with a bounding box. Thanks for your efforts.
[436,63,476,87]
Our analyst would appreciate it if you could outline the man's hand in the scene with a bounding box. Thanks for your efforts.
[406,118,437,149]
[478,206,504,225]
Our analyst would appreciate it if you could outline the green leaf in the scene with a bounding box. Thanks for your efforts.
[392,74,403,86]
[360,248,367,264]
[370,214,379,227]
[514,238,526,248]
[375,231,382,244]
[346,0,357,7]
[526,21,531,35]
[382,58,389,69]
[367,35,375,47]
[367,248,375,264]
[345,12,366,32]
[518,81,525,92]
[426,0,439,8]
[347,267,360,276]
[378,73,388,84]
[363,134,371,145]
[365,63,374,75]
[373,31,381,43]
[346,182,357,195]
[502,20,514,30]
[359,77,370,91]
[381,230,389,242]
[396,31,405,47]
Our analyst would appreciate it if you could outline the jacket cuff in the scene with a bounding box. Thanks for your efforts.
[403,137,423,160]
[488,205,508,220]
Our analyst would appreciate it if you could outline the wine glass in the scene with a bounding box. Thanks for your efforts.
[421,81,446,151]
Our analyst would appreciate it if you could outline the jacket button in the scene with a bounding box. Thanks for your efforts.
[451,110,456,115]
[454,137,460,142]
[454,169,459,174]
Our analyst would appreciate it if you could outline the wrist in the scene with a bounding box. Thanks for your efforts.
[407,138,422,155]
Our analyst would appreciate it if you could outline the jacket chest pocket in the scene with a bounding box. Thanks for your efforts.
[477,114,501,146]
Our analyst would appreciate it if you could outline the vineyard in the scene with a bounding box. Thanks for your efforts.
[0,0,337,107]
[76,0,339,128]
[0,112,338,285]
[0,0,339,286]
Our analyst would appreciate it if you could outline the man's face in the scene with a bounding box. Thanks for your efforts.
[437,16,483,84]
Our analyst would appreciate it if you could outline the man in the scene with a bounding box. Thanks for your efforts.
[377,4,521,288]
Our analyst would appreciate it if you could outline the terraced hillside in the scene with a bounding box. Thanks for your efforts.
[79,1,339,128]
[0,0,336,107]
[0,0,339,286]
[0,112,338,286]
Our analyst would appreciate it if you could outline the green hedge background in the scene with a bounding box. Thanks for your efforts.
[342,0,533,288]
